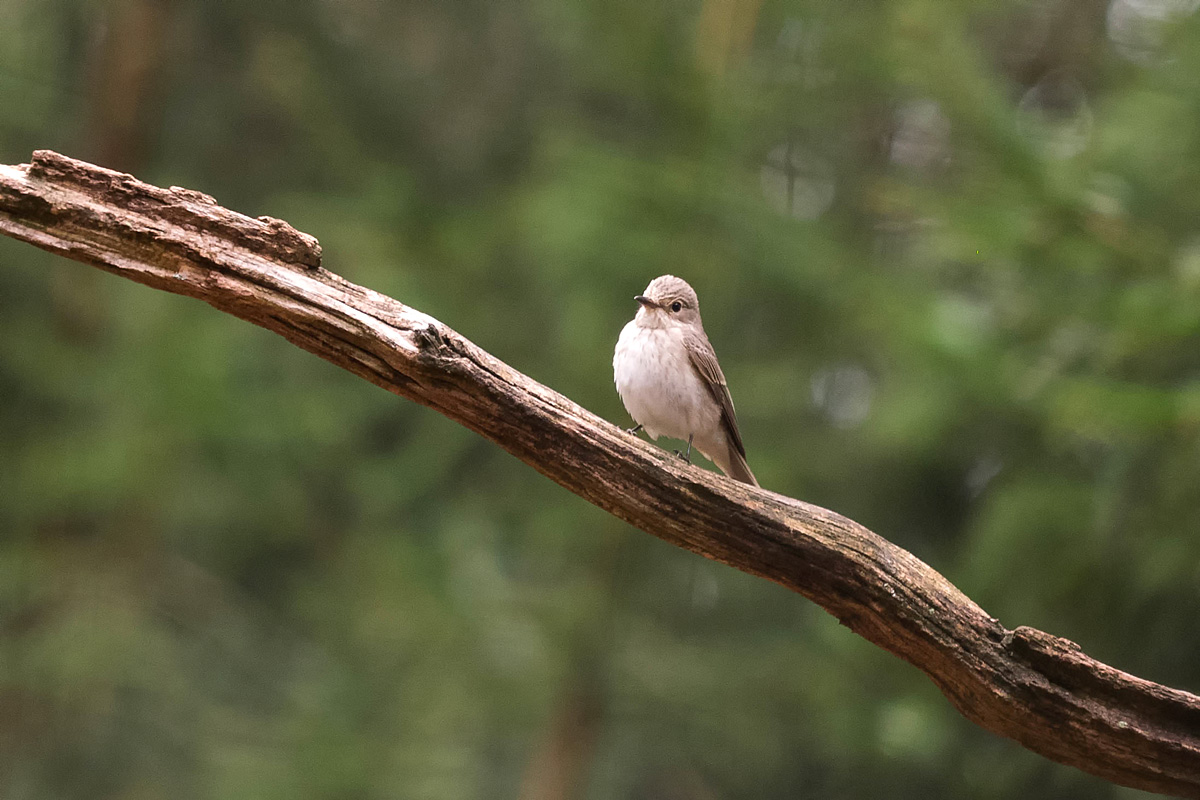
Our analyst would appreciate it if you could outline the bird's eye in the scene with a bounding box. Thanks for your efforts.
[670,301,683,312]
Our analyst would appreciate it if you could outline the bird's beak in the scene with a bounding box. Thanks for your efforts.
[635,295,659,309]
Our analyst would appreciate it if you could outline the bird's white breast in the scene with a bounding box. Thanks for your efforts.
[613,321,718,442]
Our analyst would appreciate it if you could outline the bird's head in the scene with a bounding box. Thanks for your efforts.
[633,275,702,330]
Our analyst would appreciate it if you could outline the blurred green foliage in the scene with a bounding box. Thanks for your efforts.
[2,0,1199,798]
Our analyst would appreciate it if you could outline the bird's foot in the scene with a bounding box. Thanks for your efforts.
[673,435,694,464]
[626,423,644,435]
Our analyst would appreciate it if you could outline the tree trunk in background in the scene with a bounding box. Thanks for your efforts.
[696,0,763,75]
[86,0,171,172]
[519,679,603,800]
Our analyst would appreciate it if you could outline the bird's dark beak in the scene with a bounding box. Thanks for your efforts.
[635,295,659,308]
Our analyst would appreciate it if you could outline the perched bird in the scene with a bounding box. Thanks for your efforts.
[613,275,758,486]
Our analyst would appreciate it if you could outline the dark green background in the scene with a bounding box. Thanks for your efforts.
[2,0,1198,797]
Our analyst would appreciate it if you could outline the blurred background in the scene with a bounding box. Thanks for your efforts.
[2,0,1199,797]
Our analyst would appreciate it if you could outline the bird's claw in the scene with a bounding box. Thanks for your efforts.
[676,434,694,464]
[626,424,644,435]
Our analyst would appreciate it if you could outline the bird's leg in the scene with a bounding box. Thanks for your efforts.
[626,423,644,435]
[674,434,694,464]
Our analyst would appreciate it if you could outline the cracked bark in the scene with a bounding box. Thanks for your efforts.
[1,150,1198,798]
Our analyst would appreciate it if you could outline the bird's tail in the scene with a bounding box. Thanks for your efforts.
[721,444,759,487]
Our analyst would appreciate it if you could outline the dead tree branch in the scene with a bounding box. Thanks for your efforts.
[1,151,1198,798]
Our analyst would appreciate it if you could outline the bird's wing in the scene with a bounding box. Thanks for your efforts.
[685,333,747,458]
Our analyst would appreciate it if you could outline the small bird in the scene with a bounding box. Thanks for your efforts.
[613,275,758,486]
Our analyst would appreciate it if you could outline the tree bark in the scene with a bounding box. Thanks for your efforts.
[1,150,1198,798]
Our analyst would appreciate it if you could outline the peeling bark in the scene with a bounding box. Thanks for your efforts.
[1,151,1198,797]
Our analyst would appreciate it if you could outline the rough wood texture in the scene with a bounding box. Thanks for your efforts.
[2,151,1198,797]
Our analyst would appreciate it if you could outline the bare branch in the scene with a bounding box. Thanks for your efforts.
[2,151,1198,798]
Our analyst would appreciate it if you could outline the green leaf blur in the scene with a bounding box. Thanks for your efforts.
[1,0,1197,798]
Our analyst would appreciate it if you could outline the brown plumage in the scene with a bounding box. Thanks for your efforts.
[613,275,758,487]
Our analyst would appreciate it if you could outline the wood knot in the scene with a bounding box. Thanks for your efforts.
[411,323,469,366]
[254,216,323,270]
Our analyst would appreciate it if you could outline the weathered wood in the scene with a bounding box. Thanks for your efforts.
[1,150,1198,797]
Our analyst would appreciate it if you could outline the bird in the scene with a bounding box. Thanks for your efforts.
[613,275,758,486]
